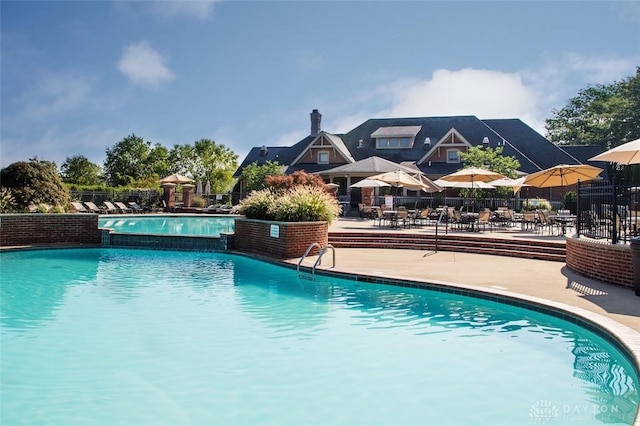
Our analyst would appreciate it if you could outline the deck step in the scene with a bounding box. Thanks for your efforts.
[328,232,566,262]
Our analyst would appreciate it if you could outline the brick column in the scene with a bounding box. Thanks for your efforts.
[182,184,195,207]
[162,183,176,211]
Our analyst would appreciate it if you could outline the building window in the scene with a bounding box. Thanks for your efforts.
[317,151,330,164]
[376,137,412,149]
[447,149,460,163]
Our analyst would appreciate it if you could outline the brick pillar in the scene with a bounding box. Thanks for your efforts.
[362,187,374,205]
[182,184,195,207]
[162,183,176,211]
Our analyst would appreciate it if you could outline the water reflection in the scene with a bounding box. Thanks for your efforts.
[99,216,235,236]
[573,338,640,423]
[0,249,100,331]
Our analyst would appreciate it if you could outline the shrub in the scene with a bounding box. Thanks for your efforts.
[192,196,206,208]
[522,198,552,211]
[0,161,69,210]
[238,185,341,223]
[0,187,16,212]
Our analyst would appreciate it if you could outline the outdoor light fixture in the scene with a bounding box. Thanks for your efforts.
[357,139,364,148]
[424,137,431,146]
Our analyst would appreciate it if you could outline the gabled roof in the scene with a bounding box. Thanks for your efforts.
[319,156,419,177]
[290,131,354,166]
[235,113,587,180]
[481,119,581,173]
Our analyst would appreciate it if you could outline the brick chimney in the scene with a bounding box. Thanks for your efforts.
[310,109,321,136]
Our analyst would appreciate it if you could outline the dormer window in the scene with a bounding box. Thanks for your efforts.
[371,126,421,150]
[447,149,461,163]
[317,151,330,164]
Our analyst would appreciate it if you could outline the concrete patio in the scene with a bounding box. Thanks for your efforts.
[287,217,640,338]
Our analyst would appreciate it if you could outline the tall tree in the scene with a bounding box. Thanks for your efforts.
[168,139,238,193]
[103,134,169,187]
[458,146,520,199]
[104,134,150,186]
[239,161,283,192]
[545,67,640,149]
[61,155,103,185]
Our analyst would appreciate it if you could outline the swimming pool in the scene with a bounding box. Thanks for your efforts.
[1,248,638,425]
[98,214,235,236]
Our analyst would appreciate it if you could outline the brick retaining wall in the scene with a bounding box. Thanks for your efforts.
[0,214,101,247]
[566,237,633,288]
[234,218,328,259]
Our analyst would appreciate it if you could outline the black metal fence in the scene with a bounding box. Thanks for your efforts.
[576,180,639,244]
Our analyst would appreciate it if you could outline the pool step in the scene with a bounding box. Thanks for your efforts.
[328,232,566,262]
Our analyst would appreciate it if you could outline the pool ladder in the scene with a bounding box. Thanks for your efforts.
[297,242,335,277]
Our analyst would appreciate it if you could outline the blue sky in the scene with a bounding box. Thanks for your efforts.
[1,1,639,169]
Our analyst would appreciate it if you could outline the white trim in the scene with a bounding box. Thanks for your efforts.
[417,127,472,164]
[317,150,330,164]
[290,131,355,166]
[446,149,461,163]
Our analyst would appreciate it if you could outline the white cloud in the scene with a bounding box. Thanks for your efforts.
[21,74,92,120]
[147,0,217,21]
[117,41,175,88]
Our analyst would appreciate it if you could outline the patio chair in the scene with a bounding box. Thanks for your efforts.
[83,201,105,214]
[476,210,492,232]
[114,201,133,214]
[373,206,386,227]
[70,202,90,213]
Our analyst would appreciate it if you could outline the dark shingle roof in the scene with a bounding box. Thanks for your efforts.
[235,114,590,179]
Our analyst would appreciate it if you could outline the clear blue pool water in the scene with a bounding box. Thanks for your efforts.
[1,248,638,425]
[98,215,234,236]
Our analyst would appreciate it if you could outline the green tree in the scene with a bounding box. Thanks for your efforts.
[0,160,69,209]
[61,155,103,185]
[239,161,283,192]
[168,139,238,193]
[458,146,520,199]
[104,134,150,186]
[545,67,640,149]
[104,134,169,187]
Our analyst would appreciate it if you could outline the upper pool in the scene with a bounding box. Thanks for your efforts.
[1,248,638,425]
[99,214,235,236]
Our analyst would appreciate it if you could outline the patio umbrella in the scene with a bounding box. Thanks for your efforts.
[368,170,431,191]
[523,164,603,188]
[196,181,203,196]
[434,179,495,189]
[159,173,195,184]
[204,180,211,196]
[588,138,640,165]
[349,179,392,188]
[439,167,506,188]
[488,177,528,194]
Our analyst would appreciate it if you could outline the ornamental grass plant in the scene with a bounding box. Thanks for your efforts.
[238,185,341,224]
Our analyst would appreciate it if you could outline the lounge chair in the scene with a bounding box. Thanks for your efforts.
[128,202,145,213]
[114,201,133,214]
[71,202,90,213]
[101,201,120,214]
[83,201,104,214]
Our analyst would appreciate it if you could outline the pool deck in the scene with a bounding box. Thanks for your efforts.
[287,217,640,338]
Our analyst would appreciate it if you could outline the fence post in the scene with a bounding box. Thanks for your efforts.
[576,180,581,238]
[612,176,618,244]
